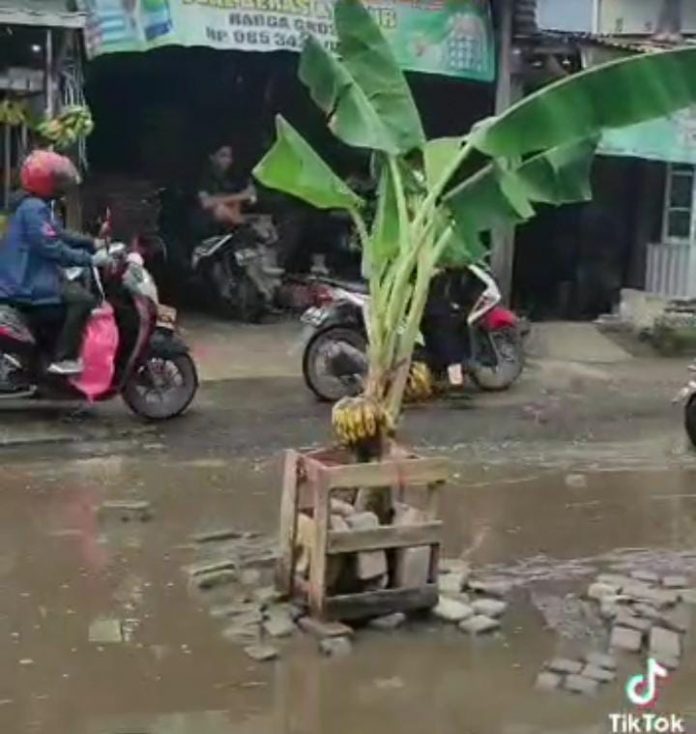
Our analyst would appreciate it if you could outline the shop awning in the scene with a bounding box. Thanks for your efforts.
[599,109,696,165]
[0,1,86,29]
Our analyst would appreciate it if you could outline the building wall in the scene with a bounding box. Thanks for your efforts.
[537,0,695,35]
[536,0,594,32]
[599,0,696,35]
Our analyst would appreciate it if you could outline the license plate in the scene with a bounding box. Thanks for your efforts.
[301,307,327,328]
[157,305,177,329]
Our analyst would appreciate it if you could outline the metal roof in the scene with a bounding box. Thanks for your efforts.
[534,29,696,54]
[0,1,85,29]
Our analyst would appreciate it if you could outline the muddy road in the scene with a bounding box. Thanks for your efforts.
[0,367,695,734]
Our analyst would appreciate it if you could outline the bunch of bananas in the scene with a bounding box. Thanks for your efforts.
[0,99,29,127]
[332,395,394,447]
[404,361,434,402]
[37,106,94,149]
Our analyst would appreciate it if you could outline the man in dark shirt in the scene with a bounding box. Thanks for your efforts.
[195,144,255,236]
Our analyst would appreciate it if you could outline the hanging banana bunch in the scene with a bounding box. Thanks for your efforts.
[403,361,434,403]
[36,105,94,150]
[0,99,29,127]
[331,395,395,448]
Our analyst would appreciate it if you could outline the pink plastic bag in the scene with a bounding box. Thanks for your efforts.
[69,302,119,401]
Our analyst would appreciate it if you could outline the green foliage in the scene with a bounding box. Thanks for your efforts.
[254,0,696,423]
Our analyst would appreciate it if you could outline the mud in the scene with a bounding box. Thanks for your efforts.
[0,443,694,734]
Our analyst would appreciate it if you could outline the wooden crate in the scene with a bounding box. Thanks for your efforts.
[276,447,449,621]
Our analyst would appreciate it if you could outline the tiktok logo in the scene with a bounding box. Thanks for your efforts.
[608,658,685,733]
[626,658,669,707]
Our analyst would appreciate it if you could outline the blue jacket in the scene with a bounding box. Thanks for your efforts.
[0,195,94,306]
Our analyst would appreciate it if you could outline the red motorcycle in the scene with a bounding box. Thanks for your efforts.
[0,231,198,420]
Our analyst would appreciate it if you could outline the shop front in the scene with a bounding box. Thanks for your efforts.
[78,0,498,297]
[601,105,696,300]
[0,1,87,224]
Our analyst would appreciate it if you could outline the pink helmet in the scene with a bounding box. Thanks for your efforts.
[20,150,80,199]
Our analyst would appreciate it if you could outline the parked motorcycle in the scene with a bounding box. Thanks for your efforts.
[300,263,526,402]
[190,213,283,322]
[675,362,696,447]
[158,187,283,323]
[0,238,198,420]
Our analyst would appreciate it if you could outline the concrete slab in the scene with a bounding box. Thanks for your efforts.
[181,316,301,382]
[529,322,630,364]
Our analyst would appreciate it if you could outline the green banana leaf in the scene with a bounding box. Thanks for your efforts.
[252,116,363,211]
[334,0,425,154]
[424,137,465,186]
[298,0,424,155]
[444,139,598,242]
[471,46,696,159]
[368,159,402,272]
[299,38,399,154]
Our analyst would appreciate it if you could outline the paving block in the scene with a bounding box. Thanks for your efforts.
[459,615,501,635]
[610,626,642,653]
[546,658,583,675]
[535,671,563,692]
[564,675,599,696]
[433,597,474,623]
[649,627,681,660]
[581,664,616,683]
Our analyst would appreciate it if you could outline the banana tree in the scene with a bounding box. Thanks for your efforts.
[254,0,696,457]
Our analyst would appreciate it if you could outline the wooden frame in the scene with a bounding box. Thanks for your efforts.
[276,447,449,621]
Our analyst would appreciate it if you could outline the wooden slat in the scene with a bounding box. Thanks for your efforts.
[327,522,442,555]
[313,457,449,491]
[308,466,331,618]
[275,450,300,595]
[324,585,439,621]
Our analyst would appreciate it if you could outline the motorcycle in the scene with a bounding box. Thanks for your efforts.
[190,213,283,322]
[159,187,283,323]
[300,263,526,402]
[0,237,198,420]
[674,362,696,447]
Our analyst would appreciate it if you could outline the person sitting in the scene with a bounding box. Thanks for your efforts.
[193,143,256,237]
[0,150,110,376]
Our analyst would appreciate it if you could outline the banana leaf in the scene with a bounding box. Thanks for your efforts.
[299,38,399,154]
[298,0,424,155]
[444,139,598,240]
[252,116,363,211]
[368,160,401,272]
[424,137,465,186]
[334,0,425,154]
[471,46,696,159]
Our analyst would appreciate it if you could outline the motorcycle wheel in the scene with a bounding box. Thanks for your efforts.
[470,327,523,392]
[303,326,367,402]
[122,353,198,420]
[685,395,696,449]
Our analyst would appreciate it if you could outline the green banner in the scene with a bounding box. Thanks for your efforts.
[83,0,495,81]
[600,106,696,165]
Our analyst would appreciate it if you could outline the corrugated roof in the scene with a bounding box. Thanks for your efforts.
[0,1,85,28]
[537,29,696,54]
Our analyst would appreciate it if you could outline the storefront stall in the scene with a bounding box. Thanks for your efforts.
[0,1,87,229]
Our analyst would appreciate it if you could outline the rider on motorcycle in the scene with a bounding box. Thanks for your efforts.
[194,143,256,236]
[0,150,110,375]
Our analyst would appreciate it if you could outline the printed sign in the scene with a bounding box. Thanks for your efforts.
[82,0,495,81]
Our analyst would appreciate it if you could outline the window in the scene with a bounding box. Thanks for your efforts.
[664,164,696,242]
